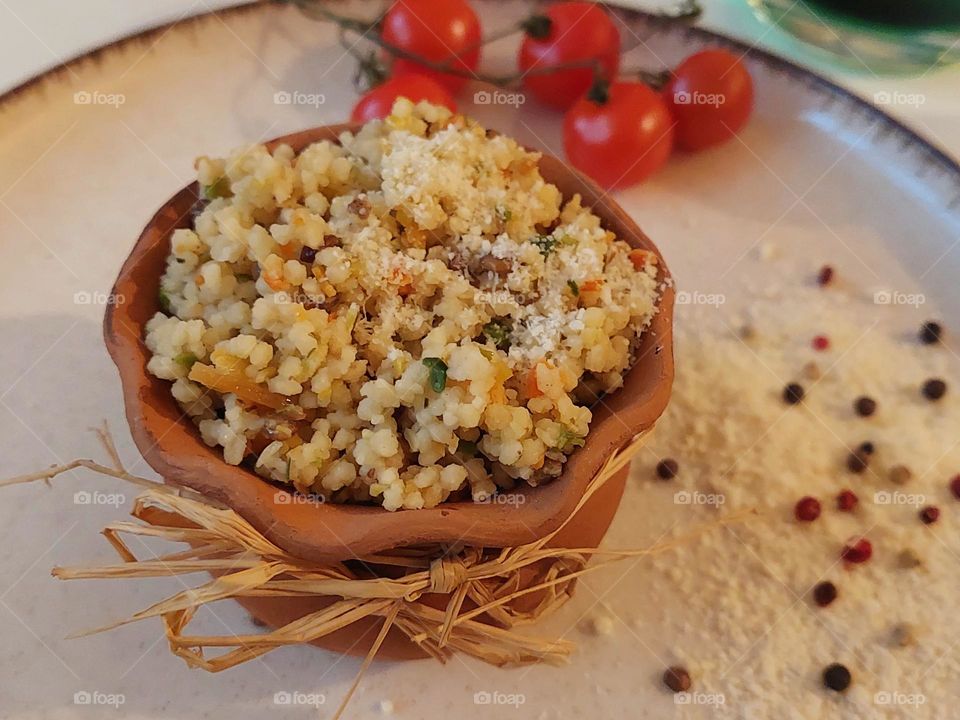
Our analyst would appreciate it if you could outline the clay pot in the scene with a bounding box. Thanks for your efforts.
[103,123,674,658]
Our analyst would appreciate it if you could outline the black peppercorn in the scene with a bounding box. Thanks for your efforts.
[919,321,943,345]
[656,459,679,480]
[813,581,838,607]
[854,396,877,417]
[783,383,805,405]
[663,666,692,693]
[847,451,869,474]
[299,246,317,264]
[823,663,851,692]
[922,378,947,401]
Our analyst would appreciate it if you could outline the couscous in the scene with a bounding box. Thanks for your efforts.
[145,99,661,510]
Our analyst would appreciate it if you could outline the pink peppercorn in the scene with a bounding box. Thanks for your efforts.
[812,335,830,351]
[795,496,822,522]
[920,506,940,525]
[950,475,960,500]
[842,538,872,564]
[837,490,858,512]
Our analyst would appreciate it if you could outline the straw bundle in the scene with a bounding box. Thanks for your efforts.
[2,426,752,719]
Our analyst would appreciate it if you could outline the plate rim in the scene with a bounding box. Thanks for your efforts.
[1,0,958,181]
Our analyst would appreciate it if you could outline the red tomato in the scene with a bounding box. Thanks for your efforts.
[563,82,674,189]
[663,49,754,152]
[518,2,620,110]
[351,74,456,123]
[381,0,482,93]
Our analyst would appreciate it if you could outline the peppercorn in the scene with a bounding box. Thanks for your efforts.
[783,383,805,405]
[837,490,858,511]
[813,581,838,607]
[847,451,869,474]
[858,441,875,456]
[854,396,877,417]
[817,265,834,286]
[890,465,913,485]
[802,361,821,380]
[662,666,692,693]
[897,548,922,569]
[922,378,947,401]
[891,623,916,648]
[919,321,943,345]
[655,459,679,480]
[842,538,872,564]
[951,475,960,500]
[823,663,852,692]
[299,246,317,264]
[920,506,940,525]
[812,335,830,351]
[795,496,822,522]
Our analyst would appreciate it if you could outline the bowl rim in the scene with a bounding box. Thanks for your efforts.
[103,122,675,563]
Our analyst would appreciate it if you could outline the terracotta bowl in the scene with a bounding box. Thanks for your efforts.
[103,123,675,564]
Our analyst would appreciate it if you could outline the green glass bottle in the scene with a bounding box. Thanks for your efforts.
[749,0,960,73]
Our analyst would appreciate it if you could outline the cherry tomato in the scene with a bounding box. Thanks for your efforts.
[351,74,456,123]
[518,2,620,110]
[663,49,754,152]
[381,0,482,93]
[563,82,674,190]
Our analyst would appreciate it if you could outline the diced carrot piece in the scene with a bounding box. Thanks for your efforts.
[277,243,299,260]
[628,248,657,270]
[188,363,289,410]
[580,279,603,292]
[264,273,286,291]
[526,365,543,398]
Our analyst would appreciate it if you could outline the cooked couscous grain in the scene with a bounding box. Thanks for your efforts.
[145,99,661,510]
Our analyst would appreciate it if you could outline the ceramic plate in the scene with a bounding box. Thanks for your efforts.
[1,2,958,718]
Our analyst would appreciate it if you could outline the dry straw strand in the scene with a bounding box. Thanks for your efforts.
[1,426,753,720]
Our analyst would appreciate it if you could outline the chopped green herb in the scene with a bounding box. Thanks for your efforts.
[477,346,494,360]
[458,439,478,457]
[482,318,513,350]
[285,457,292,481]
[173,352,198,368]
[567,280,579,296]
[497,206,512,222]
[202,176,230,200]
[422,357,448,392]
[158,289,172,314]
[531,233,574,256]
[555,426,586,453]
